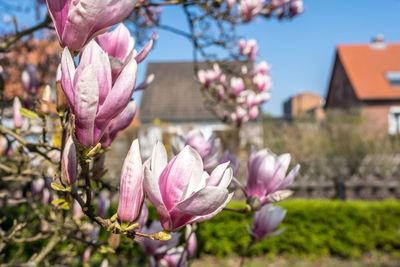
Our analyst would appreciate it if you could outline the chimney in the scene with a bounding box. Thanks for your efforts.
[370,34,386,49]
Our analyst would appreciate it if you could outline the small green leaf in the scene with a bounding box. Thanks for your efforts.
[20,108,40,119]
[51,199,65,205]
[51,182,65,191]
[61,202,70,210]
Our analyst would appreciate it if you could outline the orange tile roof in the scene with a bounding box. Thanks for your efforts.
[337,43,400,100]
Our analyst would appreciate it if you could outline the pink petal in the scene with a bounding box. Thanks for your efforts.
[74,65,99,146]
[108,101,137,141]
[174,186,229,216]
[135,39,153,63]
[96,23,132,60]
[117,139,144,222]
[143,166,171,230]
[188,192,234,224]
[74,41,111,108]
[94,57,137,143]
[85,0,138,46]
[150,141,168,179]
[158,147,197,211]
[60,47,76,111]
[46,0,71,43]
[61,0,109,51]
[62,136,77,185]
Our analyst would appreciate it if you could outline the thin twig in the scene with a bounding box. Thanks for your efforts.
[0,15,51,52]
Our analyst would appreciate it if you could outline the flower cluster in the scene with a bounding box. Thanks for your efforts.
[0,0,304,265]
[233,0,304,22]
[197,39,272,126]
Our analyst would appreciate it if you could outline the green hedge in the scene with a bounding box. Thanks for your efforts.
[195,199,400,259]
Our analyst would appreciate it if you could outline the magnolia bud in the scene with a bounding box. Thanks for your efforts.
[108,233,120,249]
[41,85,52,114]
[13,97,22,129]
[62,136,77,185]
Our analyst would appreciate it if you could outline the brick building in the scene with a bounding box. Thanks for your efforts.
[1,38,61,99]
[283,91,325,121]
[325,36,400,135]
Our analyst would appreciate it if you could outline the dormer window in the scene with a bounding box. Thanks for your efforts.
[386,72,400,86]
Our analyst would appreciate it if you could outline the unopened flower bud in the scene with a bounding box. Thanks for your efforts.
[117,139,144,222]
[13,97,22,129]
[62,136,77,185]
[41,85,52,114]
[0,135,8,156]
[108,233,120,249]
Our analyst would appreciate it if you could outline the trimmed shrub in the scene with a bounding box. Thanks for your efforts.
[195,199,400,259]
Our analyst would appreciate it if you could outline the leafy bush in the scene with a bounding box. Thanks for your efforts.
[195,199,400,259]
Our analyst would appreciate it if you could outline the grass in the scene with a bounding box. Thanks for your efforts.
[191,252,400,267]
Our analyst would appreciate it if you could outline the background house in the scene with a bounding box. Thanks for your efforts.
[138,61,264,156]
[325,36,400,135]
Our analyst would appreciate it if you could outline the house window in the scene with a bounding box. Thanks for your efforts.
[388,107,400,135]
[385,72,400,86]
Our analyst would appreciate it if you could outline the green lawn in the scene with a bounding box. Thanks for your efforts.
[191,253,400,267]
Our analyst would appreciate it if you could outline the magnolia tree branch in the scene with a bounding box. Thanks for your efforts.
[0,125,54,163]
[0,15,52,53]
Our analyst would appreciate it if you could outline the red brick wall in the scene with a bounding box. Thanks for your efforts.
[360,105,390,135]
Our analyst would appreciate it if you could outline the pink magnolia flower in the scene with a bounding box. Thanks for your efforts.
[185,225,197,259]
[62,136,77,185]
[13,97,22,129]
[83,247,92,263]
[248,204,286,241]
[269,0,288,8]
[140,221,181,258]
[61,40,137,147]
[185,130,221,171]
[185,130,215,160]
[73,200,83,220]
[46,0,137,51]
[244,90,270,109]
[249,105,259,120]
[97,191,110,218]
[229,77,245,97]
[243,147,300,205]
[254,61,270,74]
[117,139,144,222]
[96,23,153,82]
[256,92,271,105]
[21,64,39,95]
[31,178,45,195]
[42,188,52,205]
[161,247,187,267]
[238,0,265,22]
[289,0,304,17]
[197,70,216,87]
[253,73,271,92]
[144,142,233,231]
[101,101,137,148]
[238,38,258,60]
[231,106,248,125]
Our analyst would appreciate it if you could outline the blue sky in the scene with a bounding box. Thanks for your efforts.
[139,0,400,116]
[3,0,400,116]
